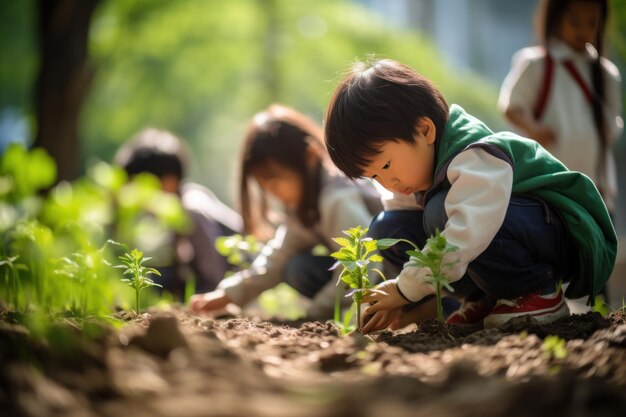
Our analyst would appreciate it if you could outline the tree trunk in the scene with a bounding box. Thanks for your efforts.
[34,0,99,182]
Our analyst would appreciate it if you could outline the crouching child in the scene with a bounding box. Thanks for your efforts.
[323,58,617,333]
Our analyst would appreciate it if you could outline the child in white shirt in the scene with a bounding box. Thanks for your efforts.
[498,0,622,213]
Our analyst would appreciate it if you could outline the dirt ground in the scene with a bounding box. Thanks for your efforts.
[1,306,625,417]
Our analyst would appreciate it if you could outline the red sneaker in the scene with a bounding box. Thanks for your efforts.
[445,296,494,326]
[483,290,569,328]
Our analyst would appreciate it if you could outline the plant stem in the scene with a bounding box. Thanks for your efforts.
[11,268,18,310]
[334,287,341,324]
[356,239,363,331]
[436,281,443,321]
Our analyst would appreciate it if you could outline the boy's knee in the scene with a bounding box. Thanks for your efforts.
[368,211,391,240]
[368,210,420,240]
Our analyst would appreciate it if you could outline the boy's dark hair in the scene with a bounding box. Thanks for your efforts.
[535,0,609,185]
[239,104,329,237]
[114,128,190,180]
[324,58,449,179]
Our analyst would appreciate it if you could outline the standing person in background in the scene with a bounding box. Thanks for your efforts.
[115,128,243,299]
[498,0,622,216]
[190,104,385,320]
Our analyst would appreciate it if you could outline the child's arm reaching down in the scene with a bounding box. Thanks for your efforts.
[361,147,513,333]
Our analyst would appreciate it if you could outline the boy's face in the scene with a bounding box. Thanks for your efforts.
[361,124,436,196]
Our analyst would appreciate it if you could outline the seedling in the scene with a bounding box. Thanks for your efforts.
[0,255,28,311]
[592,295,610,317]
[401,229,458,322]
[378,229,458,322]
[112,246,162,313]
[330,226,386,332]
[332,293,356,336]
[542,335,568,360]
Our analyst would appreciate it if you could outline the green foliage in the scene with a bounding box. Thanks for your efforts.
[82,0,508,202]
[112,244,162,313]
[0,144,190,327]
[332,291,356,336]
[214,233,304,319]
[330,226,387,332]
[257,282,306,320]
[0,0,36,112]
[0,143,56,202]
[542,335,568,360]
[0,255,27,311]
[404,229,459,321]
[215,233,261,271]
[593,294,610,317]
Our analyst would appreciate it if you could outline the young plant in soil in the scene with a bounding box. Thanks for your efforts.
[403,229,459,321]
[330,226,387,332]
[333,292,356,335]
[373,229,459,323]
[112,246,162,313]
[0,255,28,312]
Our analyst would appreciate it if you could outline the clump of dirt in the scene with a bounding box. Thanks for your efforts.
[1,306,625,417]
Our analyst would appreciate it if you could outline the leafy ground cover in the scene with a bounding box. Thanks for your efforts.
[2,305,625,417]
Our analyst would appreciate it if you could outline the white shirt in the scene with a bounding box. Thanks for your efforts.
[394,148,513,302]
[498,39,623,211]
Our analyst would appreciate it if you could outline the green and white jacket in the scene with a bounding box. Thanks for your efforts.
[396,105,616,304]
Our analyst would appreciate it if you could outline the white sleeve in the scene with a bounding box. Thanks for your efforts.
[498,49,542,114]
[218,220,318,306]
[396,148,513,302]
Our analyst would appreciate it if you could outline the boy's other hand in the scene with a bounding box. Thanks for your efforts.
[189,289,232,313]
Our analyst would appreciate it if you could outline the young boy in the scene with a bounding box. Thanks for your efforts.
[324,58,616,333]
[115,128,243,298]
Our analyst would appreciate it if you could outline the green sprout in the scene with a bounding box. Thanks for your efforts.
[542,335,568,360]
[330,226,387,332]
[333,294,356,336]
[592,295,610,317]
[0,255,28,311]
[403,229,459,322]
[112,246,162,313]
[369,230,460,322]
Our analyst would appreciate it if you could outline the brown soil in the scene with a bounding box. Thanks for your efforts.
[1,307,625,417]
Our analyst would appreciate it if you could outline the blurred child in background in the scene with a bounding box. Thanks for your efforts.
[498,0,622,215]
[189,104,383,320]
[115,128,242,299]
[324,58,616,333]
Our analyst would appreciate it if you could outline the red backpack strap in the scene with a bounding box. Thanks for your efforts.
[533,52,554,120]
[562,61,593,103]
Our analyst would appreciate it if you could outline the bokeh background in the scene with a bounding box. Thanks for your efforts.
[1,0,625,232]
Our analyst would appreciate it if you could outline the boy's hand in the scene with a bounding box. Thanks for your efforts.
[362,279,410,314]
[189,289,232,313]
[360,280,411,333]
[361,307,402,334]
